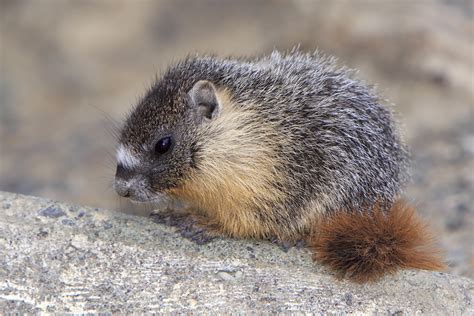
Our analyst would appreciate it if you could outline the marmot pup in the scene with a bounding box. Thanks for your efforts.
[114,50,444,282]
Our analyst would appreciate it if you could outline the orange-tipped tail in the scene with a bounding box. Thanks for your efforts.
[309,200,445,283]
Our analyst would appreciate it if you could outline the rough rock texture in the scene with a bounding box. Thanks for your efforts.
[1,0,473,279]
[0,192,472,314]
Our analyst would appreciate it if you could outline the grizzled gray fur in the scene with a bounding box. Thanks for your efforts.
[118,50,409,231]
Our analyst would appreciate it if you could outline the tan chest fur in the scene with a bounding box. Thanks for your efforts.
[168,90,288,238]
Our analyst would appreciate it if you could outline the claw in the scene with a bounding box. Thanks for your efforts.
[150,210,216,245]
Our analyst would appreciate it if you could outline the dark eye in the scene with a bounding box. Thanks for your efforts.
[154,136,172,155]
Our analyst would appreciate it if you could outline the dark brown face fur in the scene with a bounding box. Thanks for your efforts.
[115,84,197,201]
[114,77,221,202]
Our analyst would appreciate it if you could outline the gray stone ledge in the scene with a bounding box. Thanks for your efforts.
[0,191,472,314]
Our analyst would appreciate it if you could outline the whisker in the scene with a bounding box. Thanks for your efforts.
[87,104,122,141]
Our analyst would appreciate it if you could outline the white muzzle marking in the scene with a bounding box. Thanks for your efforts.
[116,144,140,168]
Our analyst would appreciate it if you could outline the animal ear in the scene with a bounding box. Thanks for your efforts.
[188,80,221,120]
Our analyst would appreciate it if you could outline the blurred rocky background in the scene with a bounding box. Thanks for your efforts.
[0,0,472,278]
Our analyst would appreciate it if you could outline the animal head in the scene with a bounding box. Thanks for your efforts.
[114,79,223,202]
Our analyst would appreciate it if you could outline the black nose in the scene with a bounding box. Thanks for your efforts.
[115,164,132,179]
[115,165,132,197]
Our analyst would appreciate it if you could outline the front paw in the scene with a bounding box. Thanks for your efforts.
[150,211,218,245]
[150,208,189,227]
[178,217,217,245]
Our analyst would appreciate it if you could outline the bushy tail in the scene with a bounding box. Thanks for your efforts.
[309,200,445,283]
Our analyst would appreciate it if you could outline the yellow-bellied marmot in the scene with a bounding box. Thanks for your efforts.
[114,50,444,282]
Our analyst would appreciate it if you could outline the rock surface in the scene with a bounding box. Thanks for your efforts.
[1,0,473,279]
[0,191,472,313]
[1,0,473,280]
